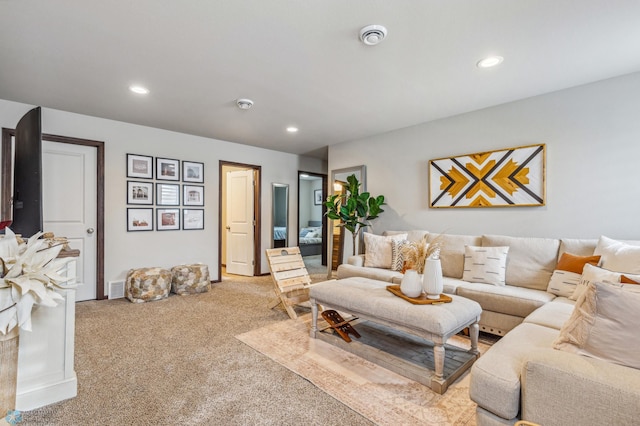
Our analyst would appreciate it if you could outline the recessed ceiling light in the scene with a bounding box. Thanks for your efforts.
[286,127,298,133]
[476,56,504,68]
[236,98,254,110]
[129,85,150,95]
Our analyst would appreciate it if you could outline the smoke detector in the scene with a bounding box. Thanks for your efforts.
[236,98,254,110]
[359,25,387,46]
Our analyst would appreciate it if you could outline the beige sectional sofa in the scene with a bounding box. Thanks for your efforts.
[336,231,640,425]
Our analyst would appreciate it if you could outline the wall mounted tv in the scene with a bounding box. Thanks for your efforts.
[9,106,43,236]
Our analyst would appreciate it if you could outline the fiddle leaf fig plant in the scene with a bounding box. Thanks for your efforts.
[325,174,386,255]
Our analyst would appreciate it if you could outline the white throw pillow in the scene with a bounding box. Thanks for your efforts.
[569,264,640,300]
[363,233,407,269]
[554,282,640,370]
[594,235,640,274]
[546,270,581,298]
[462,246,509,286]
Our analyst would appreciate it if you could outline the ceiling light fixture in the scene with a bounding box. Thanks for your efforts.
[476,55,504,68]
[129,85,149,95]
[359,25,387,46]
[286,126,298,133]
[236,98,254,110]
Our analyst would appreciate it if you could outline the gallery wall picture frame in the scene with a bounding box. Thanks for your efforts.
[127,154,153,179]
[428,143,546,208]
[127,208,153,231]
[314,189,323,205]
[127,181,154,205]
[156,157,180,181]
[183,209,204,230]
[183,161,204,183]
[156,183,180,206]
[183,185,204,206]
[157,208,180,231]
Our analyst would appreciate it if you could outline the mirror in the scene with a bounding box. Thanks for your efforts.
[272,183,289,248]
[327,165,366,278]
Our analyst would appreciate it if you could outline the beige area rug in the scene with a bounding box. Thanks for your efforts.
[237,315,492,426]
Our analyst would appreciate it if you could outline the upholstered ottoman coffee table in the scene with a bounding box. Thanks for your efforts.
[309,277,482,394]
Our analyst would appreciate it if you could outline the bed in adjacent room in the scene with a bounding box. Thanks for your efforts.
[299,220,322,256]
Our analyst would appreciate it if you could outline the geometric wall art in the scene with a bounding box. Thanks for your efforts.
[429,144,545,208]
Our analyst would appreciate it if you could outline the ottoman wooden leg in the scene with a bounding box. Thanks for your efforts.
[434,343,445,380]
[310,298,318,338]
[469,321,479,355]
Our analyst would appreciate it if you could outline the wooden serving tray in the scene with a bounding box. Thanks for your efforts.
[386,285,452,304]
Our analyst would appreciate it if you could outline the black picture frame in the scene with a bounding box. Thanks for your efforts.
[156,183,180,206]
[182,209,204,230]
[156,157,180,181]
[127,208,153,231]
[314,189,323,205]
[127,154,153,179]
[182,161,204,183]
[127,181,153,205]
[183,185,204,206]
[156,208,180,231]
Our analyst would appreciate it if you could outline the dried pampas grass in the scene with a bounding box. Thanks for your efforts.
[400,233,444,274]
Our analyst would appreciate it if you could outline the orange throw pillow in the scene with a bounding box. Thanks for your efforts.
[556,252,601,274]
[621,275,640,284]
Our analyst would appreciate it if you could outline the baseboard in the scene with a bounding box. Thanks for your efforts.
[16,374,78,411]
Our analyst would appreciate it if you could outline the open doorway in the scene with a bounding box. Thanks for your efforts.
[297,171,327,269]
[219,161,261,279]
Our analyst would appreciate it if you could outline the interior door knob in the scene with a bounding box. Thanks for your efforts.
[226,226,231,230]
[87,227,95,234]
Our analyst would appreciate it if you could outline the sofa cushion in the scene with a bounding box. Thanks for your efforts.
[524,297,575,330]
[470,322,559,420]
[336,263,403,283]
[482,234,560,291]
[554,282,640,369]
[363,232,407,268]
[383,230,429,242]
[558,238,597,258]
[429,233,481,279]
[462,245,509,286]
[456,282,554,318]
[594,235,640,274]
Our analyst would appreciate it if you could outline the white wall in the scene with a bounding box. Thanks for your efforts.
[329,72,640,240]
[0,99,326,292]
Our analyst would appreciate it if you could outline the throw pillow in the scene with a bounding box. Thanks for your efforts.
[569,263,621,301]
[390,239,411,272]
[554,282,640,370]
[462,245,509,286]
[594,235,640,274]
[621,275,640,284]
[363,232,407,269]
[555,252,601,274]
[546,270,581,298]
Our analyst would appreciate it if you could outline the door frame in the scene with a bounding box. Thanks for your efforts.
[297,171,328,266]
[218,160,261,280]
[2,128,105,299]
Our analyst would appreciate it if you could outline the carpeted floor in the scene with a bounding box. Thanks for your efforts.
[18,258,487,425]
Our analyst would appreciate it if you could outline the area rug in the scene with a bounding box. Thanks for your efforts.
[236,315,492,426]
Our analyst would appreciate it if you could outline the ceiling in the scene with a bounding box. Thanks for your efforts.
[1,1,640,160]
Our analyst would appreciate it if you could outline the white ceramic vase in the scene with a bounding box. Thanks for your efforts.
[423,257,444,299]
[400,269,423,298]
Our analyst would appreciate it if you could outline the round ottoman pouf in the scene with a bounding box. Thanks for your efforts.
[125,267,173,303]
[171,263,211,295]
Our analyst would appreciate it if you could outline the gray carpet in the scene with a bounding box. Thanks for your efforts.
[20,260,370,425]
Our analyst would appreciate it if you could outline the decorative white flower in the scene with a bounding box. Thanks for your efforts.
[0,228,74,335]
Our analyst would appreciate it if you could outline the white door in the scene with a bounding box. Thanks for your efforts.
[42,141,97,301]
[226,169,255,276]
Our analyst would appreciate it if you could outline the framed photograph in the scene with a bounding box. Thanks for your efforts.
[156,157,180,181]
[183,185,204,206]
[157,208,180,231]
[182,209,204,230]
[127,208,153,231]
[314,189,323,205]
[127,181,153,205]
[429,143,546,208]
[127,154,153,179]
[156,183,180,206]
[183,161,204,183]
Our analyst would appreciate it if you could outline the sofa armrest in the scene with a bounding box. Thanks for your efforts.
[521,349,640,425]
[346,254,365,267]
